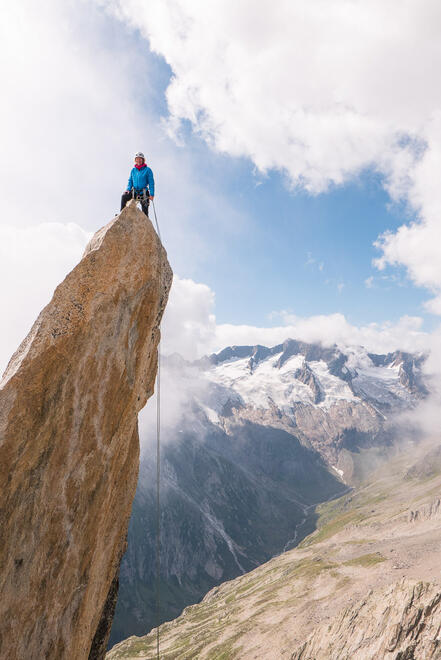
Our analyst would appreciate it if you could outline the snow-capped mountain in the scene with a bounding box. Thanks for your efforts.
[110,339,427,646]
[192,339,426,468]
[205,340,423,411]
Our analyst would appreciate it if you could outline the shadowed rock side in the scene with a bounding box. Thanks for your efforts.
[109,421,346,646]
[0,201,172,660]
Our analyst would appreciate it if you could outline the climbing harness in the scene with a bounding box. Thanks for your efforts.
[131,187,150,204]
[131,187,150,217]
[152,198,162,660]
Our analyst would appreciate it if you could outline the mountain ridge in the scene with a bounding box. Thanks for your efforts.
[109,338,427,646]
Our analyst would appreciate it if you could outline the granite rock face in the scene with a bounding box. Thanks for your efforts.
[292,580,441,660]
[0,201,172,660]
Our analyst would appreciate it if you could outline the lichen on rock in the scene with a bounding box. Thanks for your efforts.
[0,201,172,660]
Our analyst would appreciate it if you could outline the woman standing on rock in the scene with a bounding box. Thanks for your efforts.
[121,152,155,218]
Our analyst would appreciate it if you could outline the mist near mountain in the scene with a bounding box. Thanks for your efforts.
[109,338,427,646]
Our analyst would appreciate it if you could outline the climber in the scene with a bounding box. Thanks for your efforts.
[121,152,155,218]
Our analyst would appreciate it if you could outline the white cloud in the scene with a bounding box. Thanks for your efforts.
[161,277,216,360]
[374,208,441,310]
[365,276,374,289]
[0,223,216,376]
[0,223,91,375]
[96,0,438,188]
[97,0,441,314]
[143,280,433,453]
[1,0,262,392]
[0,0,245,280]
[0,222,429,389]
[383,326,441,439]
[159,277,429,358]
[0,0,143,228]
[2,1,440,392]
[213,313,429,357]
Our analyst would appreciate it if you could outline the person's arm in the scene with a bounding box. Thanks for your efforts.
[148,168,155,198]
[126,169,133,192]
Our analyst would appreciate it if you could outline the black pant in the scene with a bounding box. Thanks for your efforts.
[120,191,149,217]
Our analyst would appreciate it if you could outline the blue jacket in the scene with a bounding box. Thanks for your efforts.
[127,165,155,195]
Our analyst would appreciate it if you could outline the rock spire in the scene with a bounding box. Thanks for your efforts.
[0,201,172,659]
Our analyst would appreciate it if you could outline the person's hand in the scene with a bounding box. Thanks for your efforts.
[149,195,154,201]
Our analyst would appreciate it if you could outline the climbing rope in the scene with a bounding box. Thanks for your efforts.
[152,198,162,242]
[152,199,162,660]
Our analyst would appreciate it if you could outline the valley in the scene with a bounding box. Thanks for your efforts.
[108,440,441,659]
[109,340,427,648]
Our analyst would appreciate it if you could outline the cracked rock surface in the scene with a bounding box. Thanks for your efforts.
[0,201,172,660]
[293,580,441,660]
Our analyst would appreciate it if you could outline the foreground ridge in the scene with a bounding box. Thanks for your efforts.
[108,441,441,659]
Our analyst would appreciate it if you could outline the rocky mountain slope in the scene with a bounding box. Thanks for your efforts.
[107,440,441,659]
[201,340,426,469]
[0,201,172,660]
[111,419,346,646]
[109,341,427,646]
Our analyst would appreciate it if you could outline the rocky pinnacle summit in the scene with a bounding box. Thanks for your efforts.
[0,201,172,660]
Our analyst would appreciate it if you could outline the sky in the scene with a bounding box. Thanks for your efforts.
[2,0,441,373]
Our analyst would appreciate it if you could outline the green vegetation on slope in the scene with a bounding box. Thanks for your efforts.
[108,440,441,660]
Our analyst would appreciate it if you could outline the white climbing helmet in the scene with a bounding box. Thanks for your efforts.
[135,151,145,160]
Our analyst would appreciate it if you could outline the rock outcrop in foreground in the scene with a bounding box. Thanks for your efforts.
[293,579,441,659]
[0,201,172,660]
